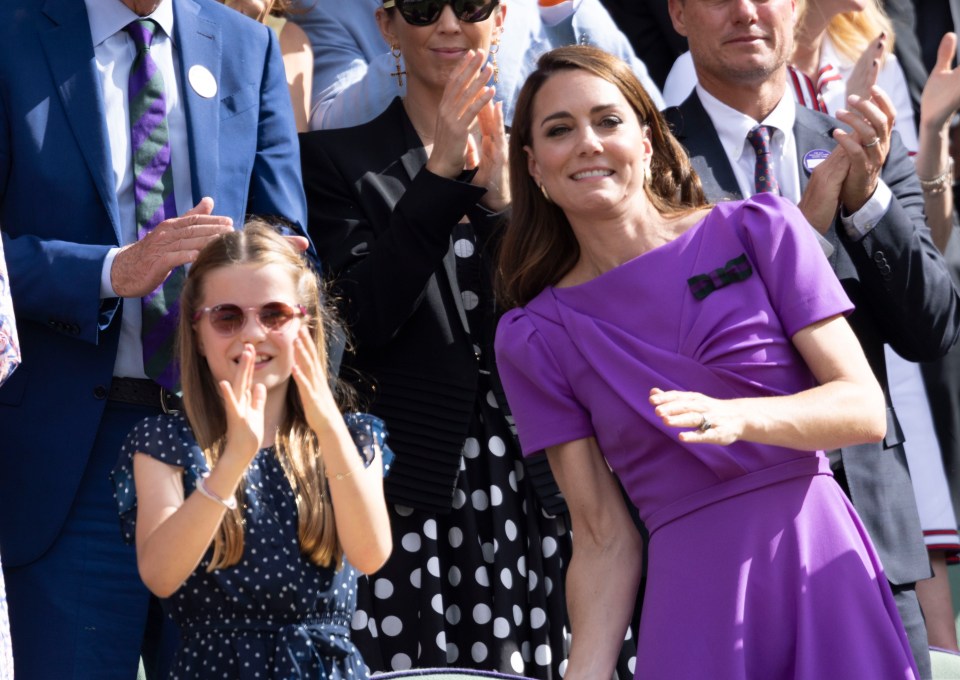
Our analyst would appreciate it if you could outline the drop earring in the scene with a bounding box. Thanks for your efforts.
[539,183,551,202]
[489,39,500,85]
[390,45,406,88]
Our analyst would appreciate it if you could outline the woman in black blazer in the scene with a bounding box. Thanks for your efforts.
[299,1,571,676]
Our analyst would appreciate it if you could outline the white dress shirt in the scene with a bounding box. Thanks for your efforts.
[85,0,193,378]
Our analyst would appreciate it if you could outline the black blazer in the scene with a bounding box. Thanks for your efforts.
[665,93,960,584]
[300,98,562,514]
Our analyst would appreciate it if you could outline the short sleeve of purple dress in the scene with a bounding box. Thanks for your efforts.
[495,194,919,679]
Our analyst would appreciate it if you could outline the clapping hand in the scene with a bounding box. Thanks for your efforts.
[219,343,267,462]
[425,50,496,180]
[470,99,510,212]
[921,32,960,134]
[846,32,884,103]
[832,86,895,212]
[291,326,341,435]
[797,148,851,234]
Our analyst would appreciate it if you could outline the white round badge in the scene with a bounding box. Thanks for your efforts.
[188,65,217,99]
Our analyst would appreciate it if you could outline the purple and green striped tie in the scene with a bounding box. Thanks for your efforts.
[127,19,182,390]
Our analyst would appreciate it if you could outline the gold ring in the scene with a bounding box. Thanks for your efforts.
[862,137,880,149]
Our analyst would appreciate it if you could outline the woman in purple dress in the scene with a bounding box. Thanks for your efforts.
[494,45,919,680]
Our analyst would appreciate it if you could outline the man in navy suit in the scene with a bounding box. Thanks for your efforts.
[663,0,960,677]
[0,0,307,676]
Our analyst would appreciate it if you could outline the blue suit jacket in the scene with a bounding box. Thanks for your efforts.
[665,93,960,585]
[0,0,307,567]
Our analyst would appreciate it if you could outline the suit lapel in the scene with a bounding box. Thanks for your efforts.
[40,0,122,242]
[665,95,743,202]
[792,107,837,191]
[174,0,219,205]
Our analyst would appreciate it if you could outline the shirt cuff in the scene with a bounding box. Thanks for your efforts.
[101,247,121,299]
[815,231,835,258]
[840,180,892,240]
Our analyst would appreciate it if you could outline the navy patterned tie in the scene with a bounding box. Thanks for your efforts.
[126,19,182,389]
[746,125,780,195]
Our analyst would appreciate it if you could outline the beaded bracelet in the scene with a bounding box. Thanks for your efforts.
[195,475,238,510]
[919,157,954,195]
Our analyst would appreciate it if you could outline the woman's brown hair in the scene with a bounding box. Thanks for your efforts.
[178,219,351,571]
[498,45,707,308]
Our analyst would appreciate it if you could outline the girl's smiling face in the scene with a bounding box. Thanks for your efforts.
[193,262,304,398]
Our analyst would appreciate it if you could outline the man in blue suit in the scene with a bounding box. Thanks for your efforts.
[0,0,307,676]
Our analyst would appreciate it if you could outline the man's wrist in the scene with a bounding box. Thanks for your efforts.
[840,180,891,240]
[101,247,122,299]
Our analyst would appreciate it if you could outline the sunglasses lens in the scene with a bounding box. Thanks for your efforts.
[398,0,442,24]
[258,302,298,331]
[396,0,495,24]
[456,0,495,21]
[208,305,244,335]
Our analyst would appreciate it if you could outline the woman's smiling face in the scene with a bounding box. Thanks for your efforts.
[524,69,652,217]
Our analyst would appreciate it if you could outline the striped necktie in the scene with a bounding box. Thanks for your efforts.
[126,19,182,390]
[746,125,781,196]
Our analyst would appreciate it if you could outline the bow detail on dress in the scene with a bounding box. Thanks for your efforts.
[686,254,753,301]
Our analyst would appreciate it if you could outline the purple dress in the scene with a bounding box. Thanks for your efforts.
[495,194,918,679]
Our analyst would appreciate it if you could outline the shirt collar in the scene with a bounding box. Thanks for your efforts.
[85,0,176,48]
[695,83,796,162]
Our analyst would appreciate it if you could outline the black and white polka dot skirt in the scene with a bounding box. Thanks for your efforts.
[350,377,572,678]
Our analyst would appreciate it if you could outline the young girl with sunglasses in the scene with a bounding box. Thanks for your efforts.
[112,221,392,679]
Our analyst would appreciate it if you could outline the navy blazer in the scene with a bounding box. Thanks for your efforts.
[0,0,307,566]
[665,93,960,584]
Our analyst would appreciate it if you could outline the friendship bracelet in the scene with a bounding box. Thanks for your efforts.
[919,157,954,195]
[195,475,238,510]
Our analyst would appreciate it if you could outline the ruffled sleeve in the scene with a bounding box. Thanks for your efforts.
[495,307,594,456]
[111,413,209,545]
[737,193,854,337]
[343,412,394,477]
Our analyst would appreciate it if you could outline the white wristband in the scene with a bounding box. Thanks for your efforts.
[195,475,238,510]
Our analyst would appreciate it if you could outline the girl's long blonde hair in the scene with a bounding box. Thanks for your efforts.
[178,220,350,571]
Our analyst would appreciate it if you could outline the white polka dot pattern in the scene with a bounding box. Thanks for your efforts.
[114,413,372,678]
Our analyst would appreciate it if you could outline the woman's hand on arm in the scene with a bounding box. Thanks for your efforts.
[650,315,885,451]
[425,50,495,180]
[292,326,392,573]
[133,348,266,598]
[546,437,644,680]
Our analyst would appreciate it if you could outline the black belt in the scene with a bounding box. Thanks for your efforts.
[109,377,182,413]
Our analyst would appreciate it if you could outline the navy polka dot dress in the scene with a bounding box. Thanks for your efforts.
[113,413,385,679]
